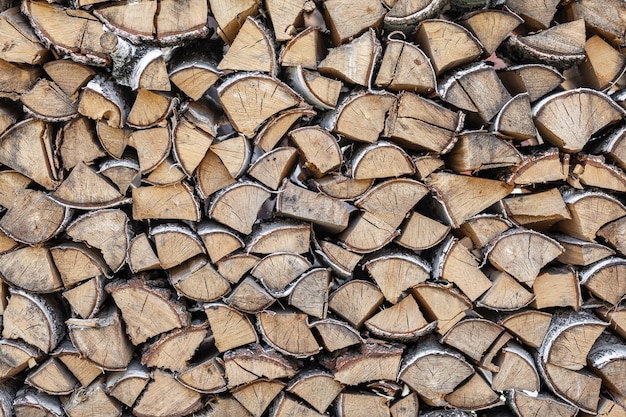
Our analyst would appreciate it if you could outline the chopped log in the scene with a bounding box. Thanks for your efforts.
[216,253,260,283]
[106,279,189,345]
[133,370,203,417]
[53,339,102,387]
[328,280,384,328]
[411,283,472,335]
[598,216,626,256]
[499,188,570,230]
[539,362,603,413]
[254,107,316,152]
[257,310,319,357]
[66,305,133,371]
[313,174,374,200]
[335,392,390,417]
[218,16,276,75]
[264,0,310,42]
[459,214,511,248]
[383,0,448,32]
[95,120,130,159]
[151,223,205,269]
[208,0,259,43]
[43,59,95,98]
[531,267,581,310]
[127,233,161,273]
[492,343,540,392]
[195,149,236,199]
[176,353,227,394]
[141,323,208,371]
[441,318,504,363]
[390,392,419,417]
[223,344,297,388]
[62,378,122,417]
[493,93,537,141]
[557,189,626,241]
[246,220,310,253]
[12,386,63,417]
[533,88,626,153]
[286,66,342,110]
[279,27,326,69]
[169,56,220,101]
[204,303,258,352]
[446,130,522,172]
[62,275,106,318]
[445,373,502,411]
[247,147,298,190]
[415,19,482,76]
[58,117,105,170]
[374,35,436,94]
[0,6,49,65]
[580,257,626,305]
[286,370,343,413]
[25,357,78,395]
[332,343,403,386]
[399,336,474,407]
[364,252,430,303]
[287,267,330,318]
[499,310,552,349]
[197,222,244,263]
[210,135,252,179]
[225,276,275,313]
[507,389,578,417]
[571,154,626,192]
[365,295,436,341]
[507,148,569,185]
[0,245,62,293]
[477,269,535,311]
[554,233,615,266]
[352,141,415,179]
[396,211,450,251]
[581,397,626,417]
[145,158,187,186]
[459,8,523,55]
[22,78,78,122]
[498,64,564,102]
[128,126,171,174]
[126,90,173,129]
[209,181,271,234]
[308,318,362,352]
[314,239,363,279]
[0,58,40,100]
[51,242,109,287]
[323,0,384,46]
[169,256,230,302]
[564,0,626,47]
[318,29,380,87]
[232,379,284,416]
[272,392,325,417]
[132,183,200,222]
[580,35,626,91]
[289,126,341,177]
[0,338,42,382]
[588,334,626,400]
[105,361,150,407]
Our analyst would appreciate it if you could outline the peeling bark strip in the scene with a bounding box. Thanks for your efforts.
[1,0,626,416]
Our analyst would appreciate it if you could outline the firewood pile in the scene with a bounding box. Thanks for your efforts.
[1,0,626,416]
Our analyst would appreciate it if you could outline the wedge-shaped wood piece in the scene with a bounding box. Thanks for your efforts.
[390,393,419,417]
[127,233,160,273]
[22,78,77,122]
[598,216,626,256]
[25,357,77,395]
[217,253,257,283]
[58,117,105,170]
[427,172,513,228]
[134,370,203,417]
[580,257,626,305]
[499,64,564,103]
[232,379,284,417]
[0,339,43,383]
[218,16,276,75]
[397,211,450,251]
[169,57,221,101]
[106,279,189,345]
[255,107,316,151]
[287,268,330,319]
[287,371,343,413]
[95,120,130,159]
[459,9,522,55]
[446,130,521,172]
[411,283,472,335]
[142,323,208,372]
[0,101,20,133]
[492,343,540,392]
[217,73,302,137]
[365,295,435,341]
[0,7,49,65]
[375,37,435,94]
[195,149,236,198]
[442,318,504,364]
[313,175,373,201]
[169,256,230,302]
[205,303,257,353]
[534,88,625,153]
[53,340,102,387]
[539,362,603,414]
[333,343,403,386]
[105,361,150,407]
[0,231,18,256]
[385,92,463,152]
[67,305,133,371]
[145,158,185,185]
[595,125,626,171]
[314,239,362,279]
[318,29,380,87]
[3,289,64,354]
[209,182,271,234]
[414,156,445,178]
[247,221,311,254]
[91,1,155,43]
[226,276,275,313]
[63,276,106,319]
[248,147,298,190]
[477,269,535,311]
[580,35,626,91]
[557,189,626,241]
[505,0,558,28]
[364,252,430,303]
[564,0,626,47]
[176,354,226,394]
[554,233,615,266]
[572,154,626,192]
[0,245,62,293]
[273,393,326,417]
[459,214,512,248]
[43,58,95,98]
[13,386,63,417]
[583,397,626,417]
[223,345,298,388]
[336,392,392,417]
[0,118,58,190]
[258,310,319,358]
[251,252,310,296]
[198,222,244,264]
[432,236,492,301]
[127,90,173,129]
[201,395,253,416]
[280,27,326,69]
[328,280,384,329]
[287,66,342,110]
[323,90,396,144]
[289,126,341,176]
[445,373,502,411]
[507,389,578,417]
[308,318,362,352]
[133,182,200,222]
[383,0,448,32]
[352,141,415,180]
[531,267,581,310]
[79,76,128,129]
[209,0,260,43]
[210,135,251,179]
[486,228,563,287]
[128,126,171,174]
[0,170,31,208]
[22,0,109,65]
[493,93,537,140]
[505,20,586,69]
[62,378,122,417]
[51,242,109,287]
[588,336,626,400]
[415,19,482,75]
[500,188,570,230]
[265,0,311,42]
[0,189,69,245]
[323,0,385,46]
[507,148,569,185]
[439,63,512,123]
[499,310,552,349]
[399,336,474,407]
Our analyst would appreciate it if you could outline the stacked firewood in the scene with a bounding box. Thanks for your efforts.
[1,0,626,416]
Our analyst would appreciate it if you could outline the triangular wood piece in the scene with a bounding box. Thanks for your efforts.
[209,182,271,234]
[280,26,326,69]
[318,29,380,87]
[374,38,436,94]
[218,16,276,74]
[364,252,430,303]
[132,183,200,222]
[493,93,537,140]
[498,63,564,102]
[208,0,260,44]
[459,8,523,55]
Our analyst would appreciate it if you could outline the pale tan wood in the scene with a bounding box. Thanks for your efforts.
[328,280,384,328]
[287,66,342,110]
[106,279,189,345]
[286,371,343,413]
[411,283,472,334]
[445,373,502,411]
[251,252,311,297]
[152,223,205,269]
[0,7,49,65]
[507,389,578,417]
[141,323,208,372]
[53,340,102,387]
[0,58,40,100]
[51,242,109,287]
[78,77,128,129]
[365,295,435,341]
[441,318,504,362]
[580,257,626,305]
[399,336,474,407]
[375,36,435,94]
[493,93,537,140]
[426,172,513,228]
[308,318,362,352]
[323,0,384,45]
[385,92,463,152]
[197,222,244,263]
[314,239,363,278]
[580,397,626,417]
[0,245,62,293]
[0,170,30,209]
[127,233,161,273]
[105,361,150,407]
[25,357,77,395]
[0,118,59,190]
[91,1,155,44]
[581,35,626,90]
[415,19,482,75]
[446,130,521,172]
[565,0,626,47]
[397,211,450,251]
[318,29,380,87]
[232,379,284,416]
[383,0,448,32]
[265,0,310,42]
[0,339,43,382]
[272,393,325,417]
[225,276,275,313]
[223,345,297,388]
[313,174,373,200]
[507,148,569,185]
[205,303,258,352]
[258,310,319,357]
[459,8,523,55]
[571,154,626,192]
[254,107,316,152]
[209,0,260,43]
[67,305,133,371]
[58,117,105,169]
[169,256,230,302]
[280,27,326,69]
[218,16,276,74]
[554,233,615,266]
[332,343,403,386]
[62,378,122,417]
[499,64,564,102]
[499,310,552,349]
[128,126,171,174]
[477,269,535,311]
[209,182,271,234]
[217,73,303,137]
[132,182,201,222]
[13,386,64,417]
[22,78,77,122]
[126,90,173,129]
[144,157,187,186]
[352,141,415,179]
[505,0,559,28]
[43,58,95,98]
[133,371,203,417]
[364,252,430,303]
[598,216,626,256]
[390,392,419,417]
[557,189,626,241]
[199,395,253,417]
[0,230,18,256]
[588,335,626,400]
[532,267,581,310]
[96,119,130,159]
[459,214,512,248]
[500,188,570,229]
[176,354,227,394]
[540,362,603,414]
[62,276,106,319]
[169,58,221,101]
[98,157,139,194]
[195,149,236,199]
[248,147,298,190]
[210,135,252,179]
[336,392,390,417]
[439,63,512,123]
[247,221,310,254]
[324,90,396,144]
[216,253,260,283]
[0,102,20,134]
[492,343,540,392]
